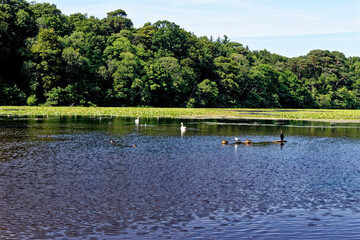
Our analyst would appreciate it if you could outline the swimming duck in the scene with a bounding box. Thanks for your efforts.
[245,139,253,144]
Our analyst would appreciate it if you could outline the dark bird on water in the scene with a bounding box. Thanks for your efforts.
[280,130,284,141]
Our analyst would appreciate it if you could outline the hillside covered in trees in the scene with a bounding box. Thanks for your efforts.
[1,0,360,108]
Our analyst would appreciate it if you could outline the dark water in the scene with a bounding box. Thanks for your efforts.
[1,116,360,239]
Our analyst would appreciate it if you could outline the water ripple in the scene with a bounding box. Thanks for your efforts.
[1,118,360,239]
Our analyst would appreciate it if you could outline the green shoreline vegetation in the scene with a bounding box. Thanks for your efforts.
[2,106,360,122]
[1,1,360,110]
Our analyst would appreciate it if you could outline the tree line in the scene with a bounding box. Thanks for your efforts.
[1,0,360,108]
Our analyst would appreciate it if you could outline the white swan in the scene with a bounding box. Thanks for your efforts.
[135,117,139,125]
[180,122,186,131]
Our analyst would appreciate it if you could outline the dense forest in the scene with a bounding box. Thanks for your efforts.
[1,0,360,108]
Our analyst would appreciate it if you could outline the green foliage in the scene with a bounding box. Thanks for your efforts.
[28,28,62,101]
[1,0,360,109]
[30,2,70,35]
[103,9,133,34]
[193,79,219,107]
[0,0,36,91]
[278,70,314,108]
[244,64,281,108]
[0,83,26,105]
[152,20,190,58]
[44,84,90,106]
[27,94,38,106]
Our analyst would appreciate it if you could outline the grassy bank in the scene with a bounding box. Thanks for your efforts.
[1,106,360,122]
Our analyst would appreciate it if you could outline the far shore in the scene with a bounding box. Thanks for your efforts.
[181,115,360,123]
[1,106,360,123]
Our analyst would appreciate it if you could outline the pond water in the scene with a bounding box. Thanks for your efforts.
[1,116,360,239]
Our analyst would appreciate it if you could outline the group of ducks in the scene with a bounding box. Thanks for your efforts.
[222,130,285,145]
[234,138,253,144]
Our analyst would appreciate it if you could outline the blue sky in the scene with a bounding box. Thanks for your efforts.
[42,0,360,58]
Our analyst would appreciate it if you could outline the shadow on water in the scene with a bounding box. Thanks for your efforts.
[1,116,360,239]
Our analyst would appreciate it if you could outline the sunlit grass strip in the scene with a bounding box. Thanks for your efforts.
[224,108,360,120]
[0,106,223,118]
[1,106,360,120]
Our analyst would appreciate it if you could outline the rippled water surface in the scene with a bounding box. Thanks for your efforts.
[1,116,360,239]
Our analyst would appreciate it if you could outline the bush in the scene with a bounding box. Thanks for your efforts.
[45,85,82,106]
[186,98,195,108]
[0,84,26,105]
[27,95,38,106]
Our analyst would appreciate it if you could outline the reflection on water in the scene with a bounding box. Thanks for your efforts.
[1,116,360,239]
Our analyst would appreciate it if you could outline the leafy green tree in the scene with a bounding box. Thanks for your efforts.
[188,36,217,82]
[28,28,62,101]
[332,86,359,109]
[30,2,70,35]
[213,56,240,106]
[112,52,142,105]
[44,84,87,106]
[102,9,133,34]
[278,70,314,108]
[134,23,157,50]
[142,59,172,106]
[60,45,99,105]
[102,31,145,106]
[214,53,251,106]
[26,94,37,106]
[253,49,287,68]
[68,13,109,36]
[350,58,360,94]
[0,80,26,105]
[315,93,333,109]
[244,64,281,108]
[152,20,190,58]
[0,0,37,92]
[192,79,219,107]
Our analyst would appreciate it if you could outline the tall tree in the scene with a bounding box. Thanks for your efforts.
[0,0,36,90]
[103,9,133,34]
[152,20,190,59]
[30,2,70,35]
[27,28,62,101]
